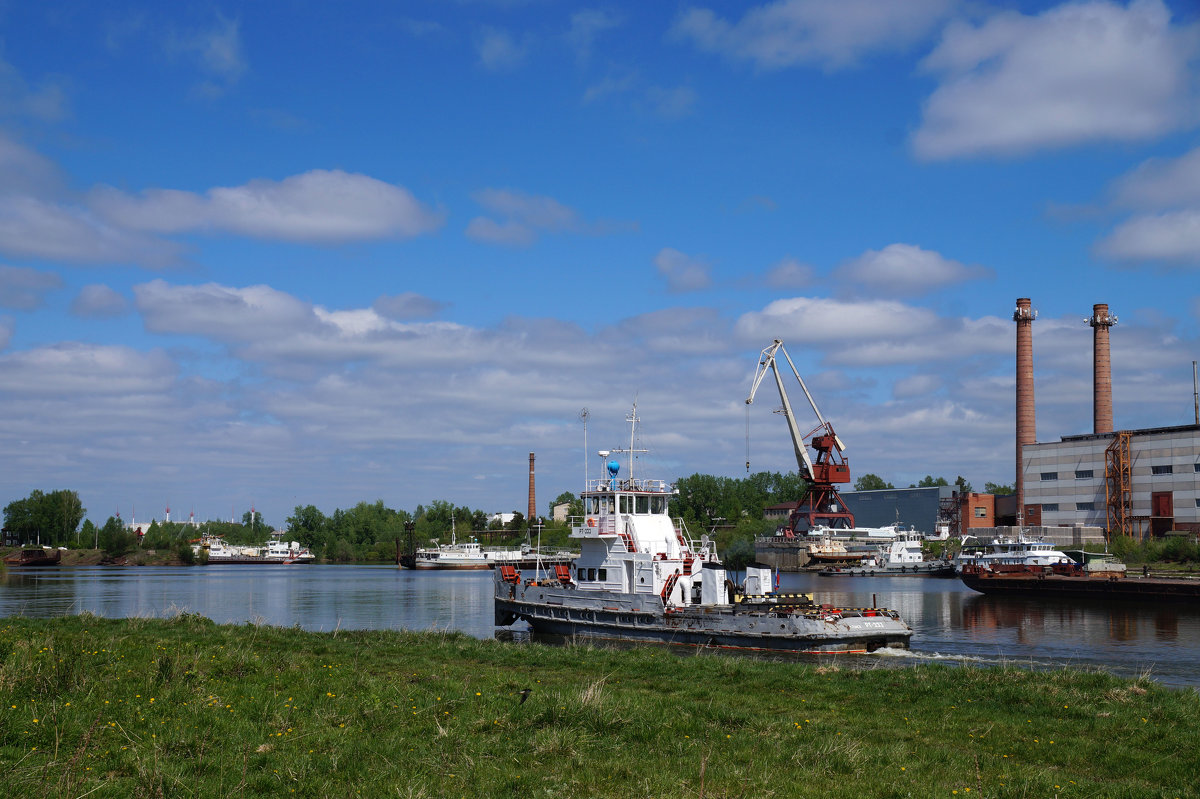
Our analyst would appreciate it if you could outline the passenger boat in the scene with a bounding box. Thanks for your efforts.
[494,405,913,653]
[803,531,869,566]
[820,532,954,577]
[953,536,1072,574]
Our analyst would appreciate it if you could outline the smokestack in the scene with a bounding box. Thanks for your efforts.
[1088,303,1116,434]
[528,452,536,525]
[1014,298,1037,516]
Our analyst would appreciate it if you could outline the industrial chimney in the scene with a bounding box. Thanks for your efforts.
[1088,303,1116,435]
[1014,298,1037,516]
[528,452,536,525]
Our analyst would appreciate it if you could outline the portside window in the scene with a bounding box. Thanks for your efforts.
[635,495,649,514]
[650,496,667,514]
[1040,472,1057,481]
[598,568,607,581]
[619,495,631,513]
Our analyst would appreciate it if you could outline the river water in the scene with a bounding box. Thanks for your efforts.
[3,565,1199,689]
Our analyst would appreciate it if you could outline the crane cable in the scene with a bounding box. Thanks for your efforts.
[745,403,751,473]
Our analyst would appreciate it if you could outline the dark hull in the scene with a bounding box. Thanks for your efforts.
[3,549,62,567]
[495,591,911,654]
[822,563,954,578]
[961,572,1200,602]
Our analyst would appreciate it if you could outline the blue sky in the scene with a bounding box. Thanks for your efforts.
[2,0,1199,530]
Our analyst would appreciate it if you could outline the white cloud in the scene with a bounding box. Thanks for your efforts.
[913,0,1200,160]
[71,284,130,318]
[0,316,11,350]
[835,243,990,295]
[0,265,62,310]
[1110,146,1200,209]
[477,27,530,71]
[135,279,325,343]
[0,133,64,199]
[672,0,955,71]
[373,292,447,320]
[893,374,943,399]
[654,248,712,293]
[764,257,814,289]
[1098,145,1200,264]
[168,13,246,97]
[91,170,444,243]
[0,342,175,396]
[1097,209,1200,264]
[466,188,614,246]
[0,195,181,267]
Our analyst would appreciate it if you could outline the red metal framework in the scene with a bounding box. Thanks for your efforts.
[1105,431,1132,540]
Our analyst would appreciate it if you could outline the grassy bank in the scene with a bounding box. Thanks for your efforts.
[2,616,1197,798]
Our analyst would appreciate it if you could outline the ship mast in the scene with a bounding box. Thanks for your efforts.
[609,402,647,483]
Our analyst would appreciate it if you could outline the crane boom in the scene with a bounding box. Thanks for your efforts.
[746,339,854,535]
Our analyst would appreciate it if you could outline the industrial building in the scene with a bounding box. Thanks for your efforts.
[1015,300,1200,538]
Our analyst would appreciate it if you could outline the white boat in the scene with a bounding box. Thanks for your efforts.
[411,517,540,570]
[953,536,1072,574]
[197,535,315,564]
[821,531,954,577]
[494,404,913,653]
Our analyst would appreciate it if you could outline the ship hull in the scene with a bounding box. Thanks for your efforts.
[961,572,1200,602]
[495,583,911,654]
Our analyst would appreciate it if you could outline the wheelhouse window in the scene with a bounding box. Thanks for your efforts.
[1075,469,1093,479]
[1040,472,1057,481]
[650,496,667,514]
[598,568,607,581]
[619,495,632,513]
[1151,465,1173,475]
[635,495,649,514]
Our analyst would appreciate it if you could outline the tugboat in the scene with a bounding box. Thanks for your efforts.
[494,405,913,653]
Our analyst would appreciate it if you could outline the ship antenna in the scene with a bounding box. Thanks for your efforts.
[580,407,590,499]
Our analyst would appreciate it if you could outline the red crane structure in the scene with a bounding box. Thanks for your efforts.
[746,340,854,536]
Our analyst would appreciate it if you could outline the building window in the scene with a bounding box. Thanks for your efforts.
[1042,503,1059,512]
[1151,465,1173,475]
[1040,472,1058,481]
[1077,501,1095,511]
[1075,469,1093,479]
[1194,463,1200,473]
[598,568,607,581]
[973,506,987,518]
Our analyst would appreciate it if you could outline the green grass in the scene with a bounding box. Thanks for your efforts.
[2,614,1198,798]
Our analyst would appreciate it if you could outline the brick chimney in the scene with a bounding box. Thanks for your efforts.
[528,452,536,525]
[1088,303,1116,435]
[1014,298,1037,516]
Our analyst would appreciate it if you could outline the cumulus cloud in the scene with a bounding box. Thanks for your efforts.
[135,279,325,343]
[0,342,176,396]
[0,316,11,350]
[466,188,622,246]
[0,196,181,267]
[71,284,130,318]
[765,257,815,289]
[671,0,955,71]
[91,170,444,243]
[733,295,1012,366]
[913,0,1200,160]
[1098,145,1200,264]
[654,248,712,293]
[0,265,62,310]
[1097,210,1200,264]
[169,13,246,97]
[835,243,990,296]
[373,292,447,320]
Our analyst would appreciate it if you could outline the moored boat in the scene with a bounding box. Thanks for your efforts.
[494,404,913,653]
[961,551,1200,602]
[196,536,315,564]
[3,547,62,567]
[821,532,954,577]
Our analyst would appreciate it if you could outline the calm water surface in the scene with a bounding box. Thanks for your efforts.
[3,565,1199,688]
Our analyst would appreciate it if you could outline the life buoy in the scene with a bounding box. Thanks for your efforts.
[587,518,596,527]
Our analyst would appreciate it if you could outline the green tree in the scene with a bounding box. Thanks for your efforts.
[286,505,329,548]
[984,482,1015,495]
[853,474,894,491]
[913,476,949,488]
[2,489,86,546]
[954,476,973,494]
[549,491,582,519]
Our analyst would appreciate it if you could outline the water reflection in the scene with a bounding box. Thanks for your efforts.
[3,565,1200,687]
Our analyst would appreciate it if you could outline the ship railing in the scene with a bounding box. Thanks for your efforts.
[583,478,671,493]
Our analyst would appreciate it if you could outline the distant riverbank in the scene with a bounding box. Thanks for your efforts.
[2,614,1197,797]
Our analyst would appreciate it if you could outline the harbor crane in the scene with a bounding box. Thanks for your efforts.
[746,339,854,536]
